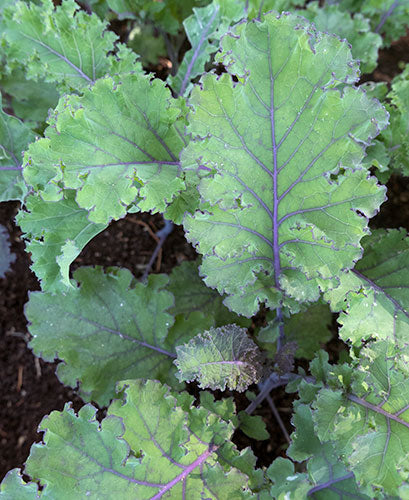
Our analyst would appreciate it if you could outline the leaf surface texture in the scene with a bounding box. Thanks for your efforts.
[24,74,186,223]
[1,381,254,499]
[0,95,34,201]
[183,13,387,316]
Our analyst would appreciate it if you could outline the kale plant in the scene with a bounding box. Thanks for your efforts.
[0,0,408,498]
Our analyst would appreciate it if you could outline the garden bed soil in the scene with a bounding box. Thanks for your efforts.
[1,31,409,482]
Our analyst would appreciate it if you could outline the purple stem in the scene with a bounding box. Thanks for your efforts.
[245,373,294,415]
[275,307,285,352]
[141,219,174,282]
[257,0,265,20]
[150,445,217,499]
[21,34,93,83]
[268,31,285,350]
[347,394,409,429]
[307,472,355,496]
[178,5,220,97]
[266,394,290,443]
[245,371,317,415]
[375,0,400,33]
[0,165,22,171]
[244,0,249,15]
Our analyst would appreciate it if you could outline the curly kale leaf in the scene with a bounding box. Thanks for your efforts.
[298,1,382,74]
[16,190,107,292]
[168,0,244,97]
[309,342,409,496]
[108,380,255,498]
[1,380,255,499]
[325,229,409,350]
[26,262,253,406]
[2,0,140,91]
[266,456,369,499]
[288,403,372,499]
[24,74,186,224]
[175,324,264,391]
[182,12,387,317]
[331,0,409,47]
[26,268,177,406]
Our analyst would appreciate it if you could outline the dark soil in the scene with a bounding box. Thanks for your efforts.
[0,201,81,478]
[1,27,409,484]
[370,175,409,229]
[370,32,409,83]
[0,202,196,480]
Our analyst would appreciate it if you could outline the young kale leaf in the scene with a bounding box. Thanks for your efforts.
[298,1,382,74]
[168,0,243,96]
[175,324,264,391]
